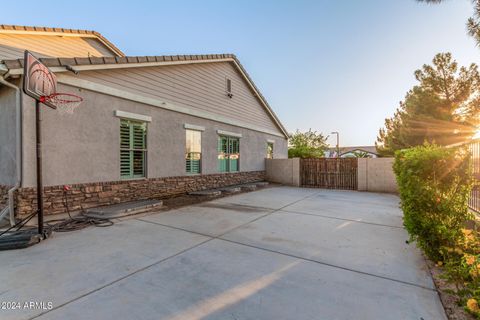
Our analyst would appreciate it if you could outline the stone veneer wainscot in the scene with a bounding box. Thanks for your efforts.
[14,171,265,217]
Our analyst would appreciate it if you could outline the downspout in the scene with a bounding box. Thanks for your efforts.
[0,75,22,226]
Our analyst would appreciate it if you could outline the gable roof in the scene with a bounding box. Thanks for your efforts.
[0,25,125,57]
[0,53,288,138]
[338,146,379,155]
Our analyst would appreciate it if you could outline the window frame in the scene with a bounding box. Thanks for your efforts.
[218,135,240,173]
[120,119,148,180]
[185,129,202,174]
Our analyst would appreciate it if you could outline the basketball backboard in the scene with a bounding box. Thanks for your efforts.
[23,51,57,109]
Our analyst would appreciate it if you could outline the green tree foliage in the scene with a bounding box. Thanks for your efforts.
[376,53,480,156]
[393,144,473,260]
[288,129,328,158]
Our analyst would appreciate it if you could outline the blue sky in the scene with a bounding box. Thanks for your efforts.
[3,0,479,146]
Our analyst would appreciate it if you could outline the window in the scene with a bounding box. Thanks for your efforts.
[120,119,147,179]
[186,129,202,174]
[266,142,274,159]
[218,136,240,172]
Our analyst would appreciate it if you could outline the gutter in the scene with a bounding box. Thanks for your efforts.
[0,75,22,226]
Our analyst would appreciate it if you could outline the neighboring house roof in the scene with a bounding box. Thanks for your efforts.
[338,146,379,155]
[0,24,124,59]
[0,29,288,138]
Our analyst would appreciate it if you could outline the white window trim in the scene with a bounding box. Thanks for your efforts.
[184,123,205,131]
[217,130,242,138]
[267,139,275,144]
[115,110,152,122]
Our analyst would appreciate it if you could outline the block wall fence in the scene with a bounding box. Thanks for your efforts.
[265,158,398,193]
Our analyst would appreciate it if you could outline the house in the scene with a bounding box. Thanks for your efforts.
[0,25,288,218]
[325,146,379,158]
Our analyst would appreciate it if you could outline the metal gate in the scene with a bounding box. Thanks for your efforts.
[300,158,358,190]
[467,140,480,213]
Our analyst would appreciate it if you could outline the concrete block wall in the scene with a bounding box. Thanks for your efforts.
[266,157,398,194]
[357,158,398,193]
[265,158,300,186]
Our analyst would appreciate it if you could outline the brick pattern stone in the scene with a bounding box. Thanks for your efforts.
[0,185,10,209]
[14,171,265,217]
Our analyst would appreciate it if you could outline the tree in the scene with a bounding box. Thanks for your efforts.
[376,53,480,156]
[418,0,480,47]
[288,129,328,158]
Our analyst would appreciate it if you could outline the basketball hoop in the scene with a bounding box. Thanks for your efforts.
[24,51,84,114]
[40,93,83,115]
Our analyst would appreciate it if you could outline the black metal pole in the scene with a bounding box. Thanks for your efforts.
[35,100,44,236]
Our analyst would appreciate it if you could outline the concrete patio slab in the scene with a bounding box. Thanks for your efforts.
[221,210,433,289]
[214,186,318,209]
[0,219,208,320]
[36,239,446,320]
[0,186,445,320]
[282,191,403,227]
[139,202,272,237]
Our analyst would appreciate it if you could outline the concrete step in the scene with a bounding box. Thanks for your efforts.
[85,200,163,219]
[218,186,241,194]
[240,184,257,191]
[188,190,222,197]
[255,181,269,187]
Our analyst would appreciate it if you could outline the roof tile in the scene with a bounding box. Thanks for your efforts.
[3,59,22,69]
[115,57,128,64]
[103,57,116,64]
[126,56,138,63]
[58,58,76,66]
[74,57,90,65]
[89,57,105,65]
[40,58,61,67]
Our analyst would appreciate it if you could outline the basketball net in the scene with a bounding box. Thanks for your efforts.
[31,67,83,114]
[40,93,83,115]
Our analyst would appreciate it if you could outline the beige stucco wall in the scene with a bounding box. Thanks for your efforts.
[21,84,288,187]
[0,83,17,186]
[357,158,398,193]
[265,158,300,186]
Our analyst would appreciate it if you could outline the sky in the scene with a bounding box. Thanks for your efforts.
[3,0,479,147]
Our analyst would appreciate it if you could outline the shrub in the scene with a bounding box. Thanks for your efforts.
[393,144,473,261]
[442,228,480,318]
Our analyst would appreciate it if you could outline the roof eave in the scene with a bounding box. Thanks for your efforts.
[0,25,125,57]
[3,55,289,138]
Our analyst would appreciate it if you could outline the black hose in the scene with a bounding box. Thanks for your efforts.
[45,188,113,232]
